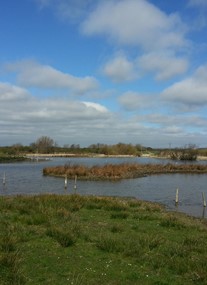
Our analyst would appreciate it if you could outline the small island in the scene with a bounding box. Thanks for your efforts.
[43,162,207,180]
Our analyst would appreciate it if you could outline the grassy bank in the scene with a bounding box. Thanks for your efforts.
[0,155,28,163]
[43,163,207,180]
[0,194,207,284]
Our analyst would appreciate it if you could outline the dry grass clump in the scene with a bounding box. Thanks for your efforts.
[43,162,207,180]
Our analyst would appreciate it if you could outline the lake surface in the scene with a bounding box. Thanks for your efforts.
[0,156,207,218]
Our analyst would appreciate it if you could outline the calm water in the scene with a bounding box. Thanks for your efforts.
[0,157,207,218]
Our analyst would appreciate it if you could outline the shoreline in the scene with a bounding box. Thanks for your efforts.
[25,153,207,160]
[1,153,206,163]
[25,153,137,158]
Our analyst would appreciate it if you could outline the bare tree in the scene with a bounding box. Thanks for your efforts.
[170,144,198,161]
[35,136,55,153]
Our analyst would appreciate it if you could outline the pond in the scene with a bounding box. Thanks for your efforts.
[0,156,207,218]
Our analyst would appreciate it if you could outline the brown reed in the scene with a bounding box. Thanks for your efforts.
[43,163,207,180]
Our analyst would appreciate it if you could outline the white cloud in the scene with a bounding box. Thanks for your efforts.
[82,0,189,82]
[102,55,136,82]
[138,52,189,80]
[135,113,207,142]
[0,82,30,101]
[82,101,108,113]
[161,64,207,107]
[34,0,189,83]
[0,81,206,147]
[5,60,98,94]
[0,81,112,145]
[82,0,187,51]
[103,51,189,83]
[118,92,153,111]
[0,88,109,123]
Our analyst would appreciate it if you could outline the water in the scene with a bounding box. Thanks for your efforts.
[0,157,207,218]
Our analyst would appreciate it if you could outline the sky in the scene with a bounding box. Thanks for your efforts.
[0,0,207,148]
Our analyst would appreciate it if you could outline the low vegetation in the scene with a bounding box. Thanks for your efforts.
[0,194,207,284]
[0,154,28,163]
[43,162,207,180]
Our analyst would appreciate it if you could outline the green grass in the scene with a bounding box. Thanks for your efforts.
[0,194,207,284]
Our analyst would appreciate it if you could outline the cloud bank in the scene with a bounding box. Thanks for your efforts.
[1,0,207,147]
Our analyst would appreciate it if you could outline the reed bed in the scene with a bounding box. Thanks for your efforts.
[43,162,207,180]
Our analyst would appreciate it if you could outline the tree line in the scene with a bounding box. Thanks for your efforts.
[0,136,206,160]
[0,136,144,156]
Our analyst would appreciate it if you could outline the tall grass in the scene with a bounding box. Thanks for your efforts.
[0,194,207,284]
[46,226,77,247]
[0,223,26,284]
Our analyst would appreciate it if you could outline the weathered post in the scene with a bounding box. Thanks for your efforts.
[64,175,67,189]
[74,175,77,193]
[3,172,6,186]
[175,188,179,206]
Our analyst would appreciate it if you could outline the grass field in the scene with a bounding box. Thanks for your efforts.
[0,194,207,284]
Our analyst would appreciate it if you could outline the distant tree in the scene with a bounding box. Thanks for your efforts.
[114,143,138,155]
[12,143,23,148]
[35,136,55,153]
[179,144,198,161]
[10,143,23,154]
[63,144,70,148]
[170,144,198,161]
[70,144,80,149]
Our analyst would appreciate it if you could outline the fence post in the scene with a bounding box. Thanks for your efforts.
[3,172,6,186]
[64,175,67,189]
[74,175,77,193]
[175,188,179,206]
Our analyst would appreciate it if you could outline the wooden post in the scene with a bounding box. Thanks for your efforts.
[175,188,179,206]
[74,175,77,193]
[64,175,67,189]
[202,192,206,207]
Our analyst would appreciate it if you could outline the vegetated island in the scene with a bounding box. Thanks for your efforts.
[43,162,207,180]
[1,194,207,284]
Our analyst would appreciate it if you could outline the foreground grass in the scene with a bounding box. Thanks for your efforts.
[43,163,207,180]
[0,194,207,284]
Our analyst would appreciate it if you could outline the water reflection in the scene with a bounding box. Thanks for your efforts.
[0,157,207,218]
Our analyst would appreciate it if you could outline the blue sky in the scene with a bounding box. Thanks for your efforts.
[1,0,207,148]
